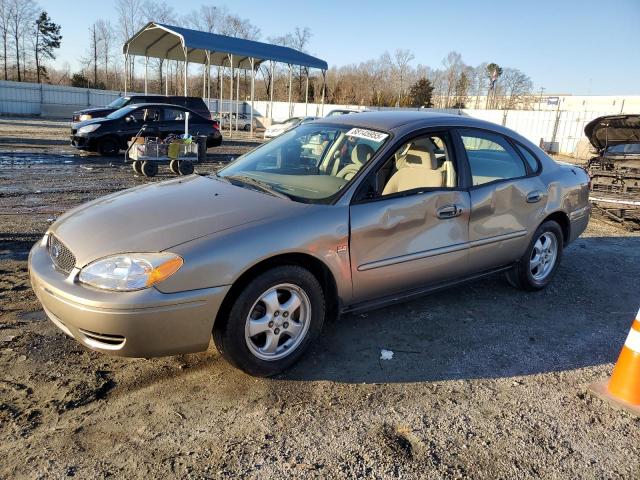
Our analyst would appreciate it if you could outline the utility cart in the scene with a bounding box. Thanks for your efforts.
[124,114,207,177]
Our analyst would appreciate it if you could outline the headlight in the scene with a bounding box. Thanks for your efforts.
[79,114,93,121]
[78,124,101,134]
[79,253,183,291]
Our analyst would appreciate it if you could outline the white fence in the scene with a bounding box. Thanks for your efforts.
[0,79,630,158]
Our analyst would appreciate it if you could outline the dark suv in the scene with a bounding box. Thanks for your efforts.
[72,96,211,122]
[70,103,222,155]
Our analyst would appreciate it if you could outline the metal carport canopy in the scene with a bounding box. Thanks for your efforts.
[123,22,328,70]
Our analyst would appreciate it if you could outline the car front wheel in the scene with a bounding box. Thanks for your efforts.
[506,220,563,291]
[213,265,325,376]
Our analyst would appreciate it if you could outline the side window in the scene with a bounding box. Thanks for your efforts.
[164,108,185,121]
[377,133,457,197]
[515,143,540,173]
[459,129,527,186]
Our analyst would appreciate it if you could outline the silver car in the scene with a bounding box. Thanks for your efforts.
[29,112,591,376]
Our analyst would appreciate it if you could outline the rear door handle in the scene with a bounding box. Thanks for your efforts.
[436,204,462,219]
[526,191,544,203]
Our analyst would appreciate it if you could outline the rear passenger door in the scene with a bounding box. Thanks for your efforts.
[455,128,547,273]
[161,107,187,137]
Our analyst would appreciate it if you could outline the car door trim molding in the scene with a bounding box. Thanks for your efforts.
[357,241,468,272]
[467,229,527,249]
[357,229,527,272]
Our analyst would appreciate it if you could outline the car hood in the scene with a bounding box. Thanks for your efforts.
[73,107,114,116]
[49,175,299,267]
[584,114,640,151]
[72,117,109,129]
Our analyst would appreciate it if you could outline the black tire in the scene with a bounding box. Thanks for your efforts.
[140,160,158,177]
[213,265,325,377]
[169,159,180,175]
[177,160,194,175]
[243,124,251,132]
[132,160,142,175]
[506,220,564,291]
[97,137,120,156]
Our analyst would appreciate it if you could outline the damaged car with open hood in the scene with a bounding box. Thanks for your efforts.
[585,114,640,229]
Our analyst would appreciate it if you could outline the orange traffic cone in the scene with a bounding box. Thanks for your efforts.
[590,308,640,416]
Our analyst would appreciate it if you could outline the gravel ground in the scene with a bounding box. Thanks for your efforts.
[1,117,639,479]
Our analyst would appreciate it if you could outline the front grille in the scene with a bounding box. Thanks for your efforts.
[48,235,76,274]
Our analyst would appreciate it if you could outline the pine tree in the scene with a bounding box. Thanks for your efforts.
[33,11,61,83]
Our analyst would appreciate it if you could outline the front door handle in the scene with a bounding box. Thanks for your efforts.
[436,204,462,219]
[526,191,544,203]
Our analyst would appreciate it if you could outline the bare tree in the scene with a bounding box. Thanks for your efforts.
[0,0,9,80]
[393,48,414,106]
[96,20,114,88]
[117,0,143,88]
[7,0,36,81]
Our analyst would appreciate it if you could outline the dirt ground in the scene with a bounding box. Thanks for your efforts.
[1,117,639,479]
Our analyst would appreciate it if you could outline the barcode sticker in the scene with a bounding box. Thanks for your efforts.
[346,128,388,143]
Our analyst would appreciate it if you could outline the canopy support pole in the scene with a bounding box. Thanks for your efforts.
[269,61,274,123]
[123,44,129,95]
[305,68,309,116]
[229,54,234,137]
[144,56,148,94]
[321,69,326,116]
[165,60,168,96]
[219,65,223,117]
[235,66,240,133]
[287,64,293,118]
[250,58,255,137]
[206,52,211,111]
[183,48,188,97]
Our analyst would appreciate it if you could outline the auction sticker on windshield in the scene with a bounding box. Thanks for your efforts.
[346,128,388,143]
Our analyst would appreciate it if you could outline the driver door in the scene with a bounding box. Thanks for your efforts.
[349,131,471,303]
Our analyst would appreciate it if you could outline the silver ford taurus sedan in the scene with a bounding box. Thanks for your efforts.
[29,112,591,376]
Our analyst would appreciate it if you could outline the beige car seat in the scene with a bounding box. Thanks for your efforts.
[382,139,445,195]
[336,144,375,180]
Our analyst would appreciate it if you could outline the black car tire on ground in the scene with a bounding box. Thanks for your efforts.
[140,160,158,177]
[244,124,251,132]
[132,160,142,175]
[506,220,564,291]
[169,159,180,175]
[177,161,194,175]
[213,265,325,377]
[97,137,120,156]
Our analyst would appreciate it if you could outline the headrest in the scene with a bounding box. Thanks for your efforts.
[396,139,439,169]
[351,143,375,165]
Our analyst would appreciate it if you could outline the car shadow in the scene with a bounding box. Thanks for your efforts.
[280,235,640,384]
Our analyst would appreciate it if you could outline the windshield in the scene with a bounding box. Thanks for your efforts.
[107,97,129,109]
[606,143,640,155]
[217,123,389,202]
[106,105,137,119]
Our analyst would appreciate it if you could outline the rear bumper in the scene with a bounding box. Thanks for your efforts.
[28,239,230,358]
[569,204,591,243]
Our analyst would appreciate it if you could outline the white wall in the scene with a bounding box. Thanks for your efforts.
[0,79,629,157]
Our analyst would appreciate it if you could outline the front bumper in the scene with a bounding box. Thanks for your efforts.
[28,239,230,358]
[70,134,96,150]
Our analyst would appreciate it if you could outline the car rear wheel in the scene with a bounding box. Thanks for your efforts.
[97,137,120,156]
[244,124,251,132]
[506,220,563,291]
[140,160,158,177]
[213,265,325,376]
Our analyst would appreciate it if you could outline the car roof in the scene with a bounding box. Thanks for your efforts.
[312,110,545,153]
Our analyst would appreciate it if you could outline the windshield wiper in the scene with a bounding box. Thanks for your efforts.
[221,174,291,200]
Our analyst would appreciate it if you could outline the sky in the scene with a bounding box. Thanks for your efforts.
[42,0,640,95]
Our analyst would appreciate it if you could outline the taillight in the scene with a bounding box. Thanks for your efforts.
[212,120,220,130]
